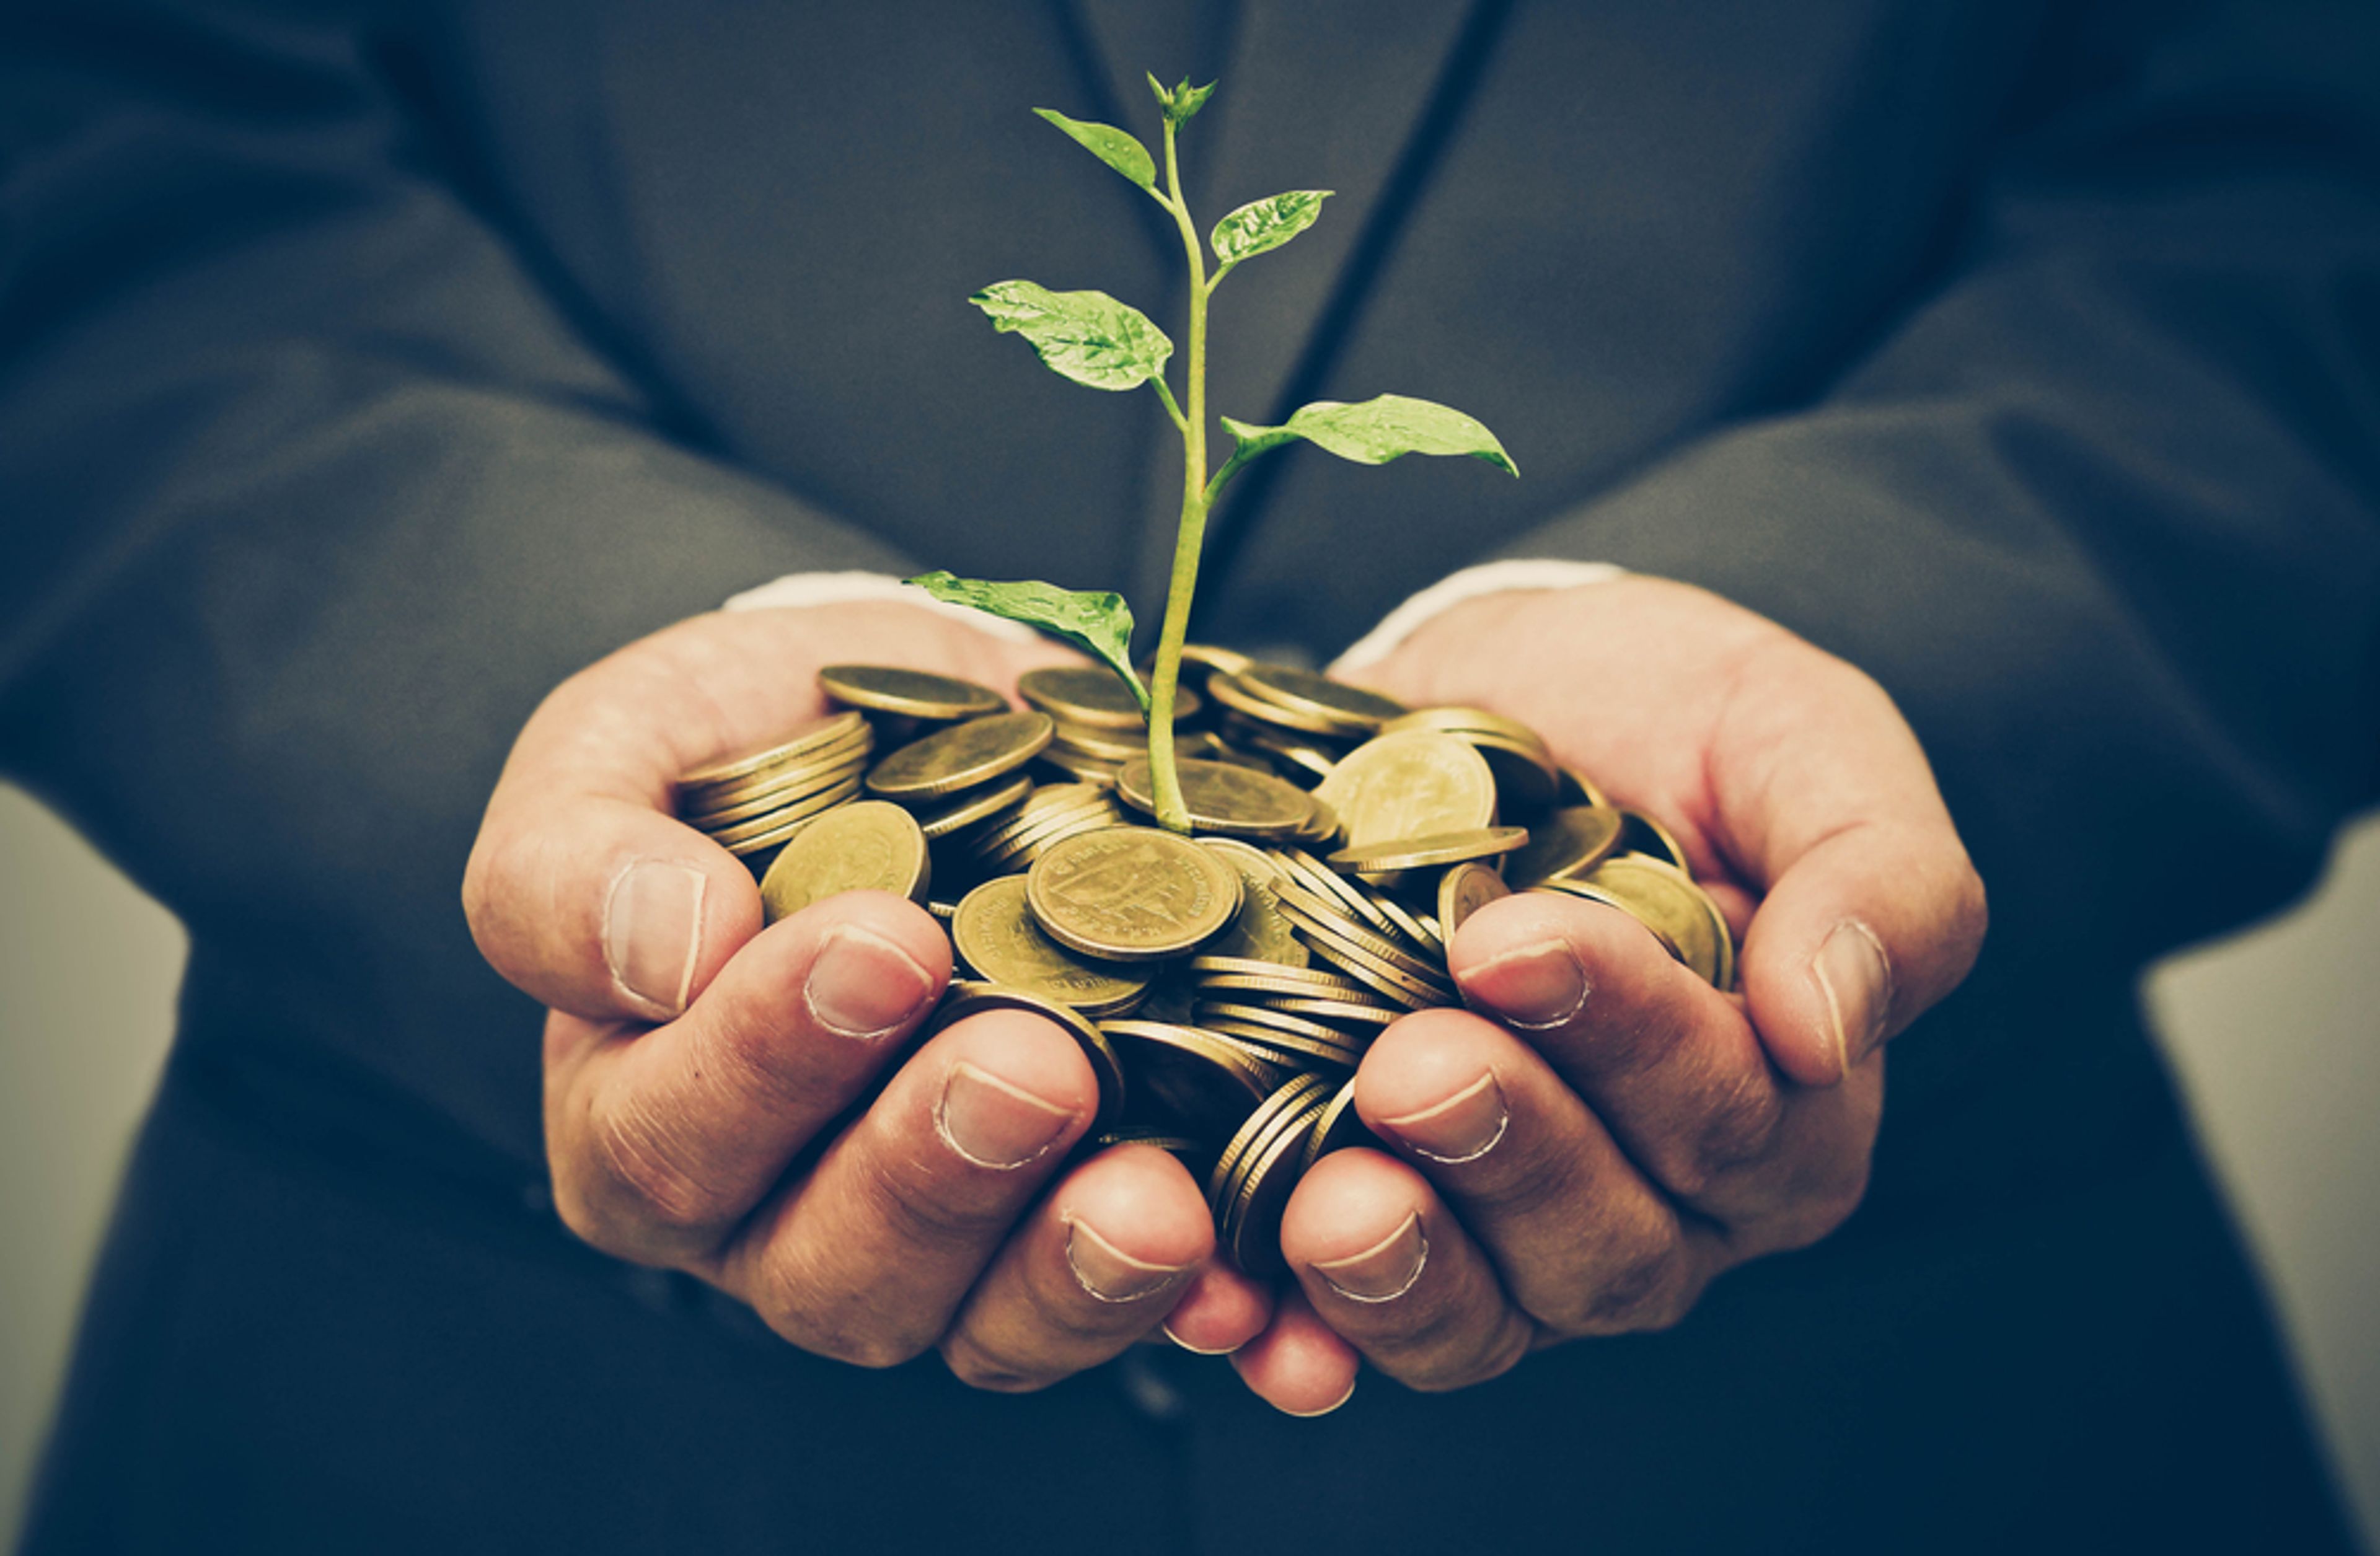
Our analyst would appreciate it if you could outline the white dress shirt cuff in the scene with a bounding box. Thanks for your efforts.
[1329,559,1627,672]
[722,559,1625,663]
[721,569,1043,641]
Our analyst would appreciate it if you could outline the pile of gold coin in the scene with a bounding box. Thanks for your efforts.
[677,655,1736,1273]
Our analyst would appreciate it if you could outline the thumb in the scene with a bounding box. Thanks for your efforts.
[1716,659,1987,1088]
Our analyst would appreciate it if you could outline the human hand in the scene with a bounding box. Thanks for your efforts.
[462,602,1274,1387]
[1223,574,1986,1412]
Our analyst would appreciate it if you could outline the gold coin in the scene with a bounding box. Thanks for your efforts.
[950,877,1152,1016]
[757,799,930,923]
[1438,861,1510,936]
[1617,808,1691,872]
[1026,827,1244,962]
[1175,643,1257,685]
[681,719,873,806]
[1209,1073,1333,1216]
[1194,1001,1362,1046]
[1269,848,1402,942]
[1505,805,1624,887]
[1362,886,1443,959]
[974,804,1127,872]
[1268,996,1400,1028]
[1381,706,1559,813]
[1221,1086,1336,1276]
[928,983,1126,1132]
[1201,1022,1362,1078]
[1047,723,1147,762]
[1199,840,1311,968]
[1192,968,1369,1000]
[1271,880,1448,985]
[1313,731,1498,850]
[1100,1020,1278,1137]
[1326,827,1528,874]
[1018,665,1200,731]
[709,776,865,853]
[682,744,872,828]
[818,665,1007,721]
[1299,1078,1371,1176]
[1032,745,1122,788]
[1274,897,1457,1009]
[971,783,1117,851]
[915,772,1034,840]
[1203,670,1346,737]
[679,711,870,791]
[1558,767,1611,809]
[1186,954,1352,981]
[1114,757,1317,839]
[865,711,1055,799]
[1381,705,1540,744]
[1230,724,1340,785]
[1090,1128,1212,1171]
[1585,854,1729,988]
[1531,876,1693,968]
[1233,664,1406,739]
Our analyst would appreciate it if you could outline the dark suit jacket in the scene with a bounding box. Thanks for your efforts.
[4,1,2374,1551]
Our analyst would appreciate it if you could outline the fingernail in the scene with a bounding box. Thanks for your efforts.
[1065,1219,1192,1303]
[804,925,935,1040]
[1311,1212,1427,1304]
[603,860,707,1016]
[1280,1376,1359,1418]
[1460,938,1587,1029]
[1813,920,1893,1078]
[937,1062,1077,1169]
[1381,1073,1509,1164]
[1161,1322,1240,1356]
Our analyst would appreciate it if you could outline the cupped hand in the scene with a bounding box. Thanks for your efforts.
[462,602,1273,1387]
[1227,574,1986,1410]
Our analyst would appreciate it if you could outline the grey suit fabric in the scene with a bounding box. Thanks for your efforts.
[2,1,2373,1550]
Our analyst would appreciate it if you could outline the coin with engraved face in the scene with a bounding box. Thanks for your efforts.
[1026,827,1243,961]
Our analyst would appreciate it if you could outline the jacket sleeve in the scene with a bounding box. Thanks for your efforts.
[1498,0,2380,976]
[0,2,910,1164]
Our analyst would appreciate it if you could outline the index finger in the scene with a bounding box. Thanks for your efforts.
[463,604,1046,1022]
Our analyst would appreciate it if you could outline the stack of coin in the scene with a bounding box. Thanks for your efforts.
[962,782,1130,873]
[1019,666,1209,788]
[673,651,1742,1273]
[675,711,875,861]
[1204,662,1403,787]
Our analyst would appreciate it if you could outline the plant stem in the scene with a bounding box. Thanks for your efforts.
[1146,113,1211,835]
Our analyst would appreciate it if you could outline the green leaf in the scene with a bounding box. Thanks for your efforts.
[904,573,1150,714]
[1210,190,1333,266]
[1031,108,1156,191]
[1146,72,1216,123]
[1222,393,1519,477]
[969,280,1175,392]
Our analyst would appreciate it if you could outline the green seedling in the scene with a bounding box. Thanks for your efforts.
[910,73,1516,833]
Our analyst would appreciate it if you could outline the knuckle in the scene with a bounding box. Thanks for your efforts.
[588,1094,725,1237]
[940,1335,1056,1394]
[1677,1069,1786,1194]
[866,1156,1013,1247]
[1566,1221,1690,1335]
[1400,1309,1535,1394]
[747,1268,935,1369]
